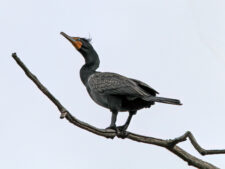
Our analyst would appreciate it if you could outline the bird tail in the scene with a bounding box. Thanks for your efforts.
[143,96,182,105]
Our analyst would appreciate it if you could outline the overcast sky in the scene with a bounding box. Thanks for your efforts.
[1,0,225,168]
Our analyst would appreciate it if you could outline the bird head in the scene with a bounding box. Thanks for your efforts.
[60,32,92,52]
[60,32,100,72]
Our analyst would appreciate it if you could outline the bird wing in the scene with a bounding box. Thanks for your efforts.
[87,72,149,97]
[129,78,159,96]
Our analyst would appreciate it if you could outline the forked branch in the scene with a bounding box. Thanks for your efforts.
[12,53,225,169]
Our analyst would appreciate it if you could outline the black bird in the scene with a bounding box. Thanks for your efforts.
[61,32,182,133]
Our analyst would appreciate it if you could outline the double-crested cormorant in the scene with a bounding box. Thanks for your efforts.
[60,32,182,133]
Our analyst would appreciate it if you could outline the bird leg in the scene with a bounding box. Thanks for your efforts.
[117,110,137,133]
[106,110,118,130]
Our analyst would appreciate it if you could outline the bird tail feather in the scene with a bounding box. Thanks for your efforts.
[143,96,182,105]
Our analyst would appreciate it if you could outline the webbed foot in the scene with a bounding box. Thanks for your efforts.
[116,125,128,138]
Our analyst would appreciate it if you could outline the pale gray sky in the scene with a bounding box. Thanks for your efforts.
[1,0,225,168]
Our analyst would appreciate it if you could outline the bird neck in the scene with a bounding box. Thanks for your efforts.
[79,47,100,85]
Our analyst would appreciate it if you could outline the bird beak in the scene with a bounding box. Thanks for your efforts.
[60,32,82,50]
[60,32,75,43]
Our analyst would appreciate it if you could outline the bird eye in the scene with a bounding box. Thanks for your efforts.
[73,38,81,41]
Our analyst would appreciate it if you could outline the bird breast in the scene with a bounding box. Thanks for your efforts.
[86,87,109,109]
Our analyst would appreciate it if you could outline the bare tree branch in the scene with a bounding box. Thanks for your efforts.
[12,53,225,169]
[168,131,225,155]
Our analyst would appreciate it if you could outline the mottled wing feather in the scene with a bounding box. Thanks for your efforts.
[88,72,149,97]
[129,78,159,96]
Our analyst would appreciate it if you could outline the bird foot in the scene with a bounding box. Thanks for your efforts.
[116,125,128,139]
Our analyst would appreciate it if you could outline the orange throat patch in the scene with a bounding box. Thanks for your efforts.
[73,41,82,50]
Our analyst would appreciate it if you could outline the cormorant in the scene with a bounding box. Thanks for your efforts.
[60,32,182,133]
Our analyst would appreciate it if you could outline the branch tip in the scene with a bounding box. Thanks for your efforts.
[12,52,17,58]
